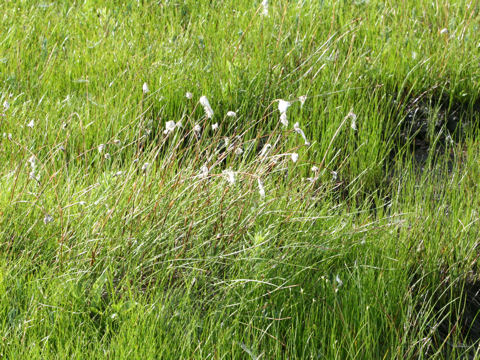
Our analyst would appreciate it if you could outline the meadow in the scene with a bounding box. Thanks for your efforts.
[1,0,480,358]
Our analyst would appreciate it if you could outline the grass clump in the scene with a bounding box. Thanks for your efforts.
[1,0,480,358]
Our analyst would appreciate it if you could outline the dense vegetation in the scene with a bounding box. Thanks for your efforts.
[1,0,479,358]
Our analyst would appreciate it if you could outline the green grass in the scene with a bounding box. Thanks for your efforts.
[1,0,480,358]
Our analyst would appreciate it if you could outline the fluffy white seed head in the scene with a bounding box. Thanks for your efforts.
[200,165,209,179]
[212,123,219,131]
[261,0,268,16]
[185,92,193,99]
[278,99,291,114]
[3,100,9,110]
[164,120,177,135]
[98,144,105,153]
[299,95,307,107]
[311,166,319,173]
[193,124,201,133]
[257,178,265,198]
[235,147,243,156]
[142,162,150,172]
[199,95,214,119]
[280,112,288,127]
[43,214,54,225]
[104,153,111,160]
[293,122,310,146]
[27,120,34,128]
[223,169,236,185]
[142,82,149,94]
[226,111,237,117]
[291,153,299,163]
[259,143,272,158]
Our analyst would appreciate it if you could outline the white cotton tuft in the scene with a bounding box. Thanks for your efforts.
[347,111,357,131]
[311,166,319,173]
[259,143,272,158]
[291,153,299,163]
[43,214,54,225]
[199,95,214,119]
[280,112,288,127]
[257,178,265,198]
[226,111,237,117]
[185,92,193,99]
[298,95,307,107]
[223,169,236,185]
[164,120,177,135]
[98,144,105,153]
[200,165,209,179]
[278,99,291,114]
[293,122,310,146]
[27,120,34,128]
[212,123,219,131]
[261,0,269,16]
[3,100,9,111]
[193,124,201,133]
[142,82,149,94]
[142,162,150,172]
[235,147,243,156]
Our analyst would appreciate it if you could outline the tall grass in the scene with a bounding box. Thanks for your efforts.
[0,0,479,358]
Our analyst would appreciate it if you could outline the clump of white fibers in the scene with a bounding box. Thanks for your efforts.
[98,144,105,153]
[235,147,243,156]
[27,120,34,128]
[43,214,54,225]
[259,143,272,158]
[185,92,193,100]
[226,111,236,117]
[278,99,291,127]
[212,123,219,131]
[257,178,265,198]
[346,111,357,131]
[261,0,268,16]
[142,82,149,94]
[142,162,150,173]
[164,120,179,135]
[3,100,9,111]
[200,165,209,179]
[291,153,299,163]
[28,155,39,181]
[298,95,307,108]
[223,169,236,185]
[193,124,201,134]
[199,95,214,119]
[293,122,310,146]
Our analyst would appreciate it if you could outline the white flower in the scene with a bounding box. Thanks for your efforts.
[259,143,272,158]
[298,95,307,107]
[278,99,291,114]
[43,214,54,225]
[261,0,268,16]
[226,111,236,117]
[280,112,288,127]
[142,82,149,94]
[185,92,193,99]
[235,147,243,156]
[27,120,34,128]
[223,169,235,185]
[212,123,219,131]
[199,95,214,119]
[200,165,209,179]
[193,124,201,133]
[257,178,265,198]
[142,162,150,172]
[164,120,177,135]
[311,166,319,173]
[346,111,357,131]
[291,153,299,163]
[293,122,310,146]
[98,144,105,153]
[3,100,9,110]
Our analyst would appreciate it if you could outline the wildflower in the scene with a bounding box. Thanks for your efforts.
[346,111,357,131]
[311,166,319,173]
[3,100,9,110]
[104,153,111,160]
[200,165,209,179]
[98,144,105,153]
[27,120,34,128]
[261,0,268,16]
[280,112,288,127]
[142,82,149,94]
[212,123,219,131]
[235,147,243,156]
[43,214,54,225]
[193,124,201,133]
[226,111,237,117]
[293,122,310,146]
[278,99,291,114]
[291,153,299,163]
[199,95,214,119]
[257,178,265,198]
[223,169,235,185]
[164,120,177,135]
[335,275,343,292]
[141,162,149,172]
[259,143,272,158]
[298,95,307,107]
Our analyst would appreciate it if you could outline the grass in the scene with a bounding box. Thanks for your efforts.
[1,0,480,358]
